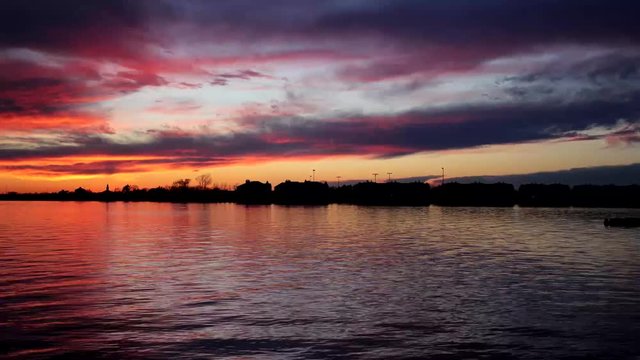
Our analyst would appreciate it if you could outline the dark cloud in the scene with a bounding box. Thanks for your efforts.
[336,48,486,83]
[1,157,230,176]
[260,94,640,155]
[313,0,640,46]
[505,53,640,85]
[210,70,270,86]
[0,1,163,58]
[102,70,168,93]
[3,1,639,56]
[1,0,639,176]
[1,89,637,172]
[0,129,303,162]
[493,52,640,110]
[2,0,638,94]
[441,163,640,187]
[0,98,22,113]
[0,2,171,125]
[0,59,168,130]
[0,59,95,117]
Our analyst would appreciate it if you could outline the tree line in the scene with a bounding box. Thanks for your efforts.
[1,178,639,207]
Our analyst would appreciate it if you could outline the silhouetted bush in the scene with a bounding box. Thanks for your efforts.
[274,181,329,205]
[1,181,639,208]
[431,182,516,206]
[332,182,430,205]
[518,184,571,207]
[572,185,640,208]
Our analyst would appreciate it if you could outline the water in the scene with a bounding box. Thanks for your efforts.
[1,202,639,359]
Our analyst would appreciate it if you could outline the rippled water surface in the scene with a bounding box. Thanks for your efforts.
[1,202,640,359]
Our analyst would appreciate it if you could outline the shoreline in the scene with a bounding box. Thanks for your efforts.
[1,198,640,209]
[2,181,638,208]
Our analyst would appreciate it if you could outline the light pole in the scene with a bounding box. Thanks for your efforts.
[372,173,379,183]
[312,169,315,182]
[336,176,341,187]
[387,172,392,182]
[441,167,445,186]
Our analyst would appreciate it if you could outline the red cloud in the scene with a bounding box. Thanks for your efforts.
[0,56,170,131]
[0,157,230,177]
[0,114,110,133]
[335,45,512,84]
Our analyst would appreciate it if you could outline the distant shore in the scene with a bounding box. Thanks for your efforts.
[1,181,639,208]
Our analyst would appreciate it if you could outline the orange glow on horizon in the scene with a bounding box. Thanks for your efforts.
[1,138,638,194]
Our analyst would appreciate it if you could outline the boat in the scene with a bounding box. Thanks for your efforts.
[604,217,640,228]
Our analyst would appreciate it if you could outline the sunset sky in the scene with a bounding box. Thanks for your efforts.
[1,0,639,192]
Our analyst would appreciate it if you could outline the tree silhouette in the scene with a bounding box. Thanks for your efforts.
[195,174,212,190]
[121,184,140,193]
[172,178,191,190]
[74,187,89,194]
[1,180,639,208]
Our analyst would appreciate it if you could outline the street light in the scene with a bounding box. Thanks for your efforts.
[372,173,379,183]
[387,172,392,182]
[336,176,341,186]
[312,169,315,182]
[441,167,445,186]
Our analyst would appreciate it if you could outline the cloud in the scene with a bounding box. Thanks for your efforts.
[102,70,168,93]
[1,1,639,178]
[312,0,640,46]
[147,99,202,114]
[0,56,171,131]
[1,86,637,174]
[0,58,99,115]
[1,30,639,174]
[0,157,230,176]
[604,123,640,146]
[0,1,161,60]
[336,47,492,84]
[259,94,640,154]
[210,69,270,86]
[502,52,640,87]
[439,163,640,187]
[4,1,638,73]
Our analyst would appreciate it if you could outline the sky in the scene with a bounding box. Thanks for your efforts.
[1,0,639,192]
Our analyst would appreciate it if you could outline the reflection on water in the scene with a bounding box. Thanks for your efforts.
[1,202,639,359]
